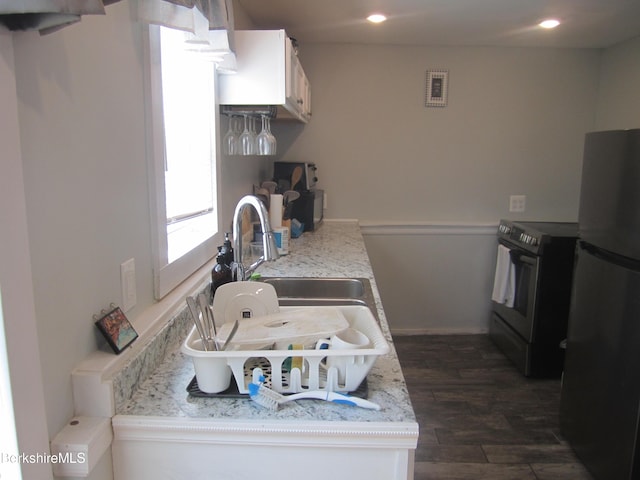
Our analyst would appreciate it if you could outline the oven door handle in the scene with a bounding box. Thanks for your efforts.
[510,251,537,266]
[498,239,538,266]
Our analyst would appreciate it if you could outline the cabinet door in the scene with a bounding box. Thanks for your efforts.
[285,40,310,122]
[295,61,311,120]
[285,38,295,106]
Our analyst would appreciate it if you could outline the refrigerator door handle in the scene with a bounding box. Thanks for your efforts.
[581,240,640,272]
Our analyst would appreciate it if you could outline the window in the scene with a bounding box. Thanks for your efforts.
[146,25,222,299]
[160,26,218,263]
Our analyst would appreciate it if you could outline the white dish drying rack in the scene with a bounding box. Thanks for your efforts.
[182,305,389,394]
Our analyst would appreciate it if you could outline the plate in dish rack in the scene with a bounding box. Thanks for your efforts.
[216,307,349,347]
[212,281,279,325]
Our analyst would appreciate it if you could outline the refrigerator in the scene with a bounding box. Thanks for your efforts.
[560,128,640,480]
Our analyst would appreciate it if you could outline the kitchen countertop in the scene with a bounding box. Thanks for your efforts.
[116,221,416,424]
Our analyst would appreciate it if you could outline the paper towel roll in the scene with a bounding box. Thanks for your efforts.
[269,194,283,228]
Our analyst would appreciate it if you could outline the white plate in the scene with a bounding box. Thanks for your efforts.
[212,281,279,325]
[216,307,349,347]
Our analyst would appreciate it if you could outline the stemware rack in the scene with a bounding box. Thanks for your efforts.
[220,105,277,118]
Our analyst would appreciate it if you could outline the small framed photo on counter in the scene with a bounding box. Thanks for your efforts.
[95,305,138,354]
[425,69,449,107]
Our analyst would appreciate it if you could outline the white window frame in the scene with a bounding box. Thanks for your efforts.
[0,288,21,480]
[144,24,223,299]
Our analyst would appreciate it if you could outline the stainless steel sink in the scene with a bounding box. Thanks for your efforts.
[260,277,380,323]
[262,277,366,299]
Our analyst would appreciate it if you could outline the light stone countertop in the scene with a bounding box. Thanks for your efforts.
[117,221,417,424]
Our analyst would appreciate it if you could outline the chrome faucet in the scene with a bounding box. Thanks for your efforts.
[231,195,280,281]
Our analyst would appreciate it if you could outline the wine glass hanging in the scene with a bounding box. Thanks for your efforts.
[222,107,277,156]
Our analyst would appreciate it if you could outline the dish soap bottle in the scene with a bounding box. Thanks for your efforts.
[220,232,234,267]
[211,248,232,301]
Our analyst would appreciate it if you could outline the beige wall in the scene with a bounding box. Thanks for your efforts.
[0,30,53,480]
[11,1,268,443]
[4,0,640,476]
[275,42,601,333]
[277,44,600,223]
[594,35,640,130]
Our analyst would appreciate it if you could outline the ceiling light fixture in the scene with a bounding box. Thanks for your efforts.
[539,19,560,29]
[367,13,387,24]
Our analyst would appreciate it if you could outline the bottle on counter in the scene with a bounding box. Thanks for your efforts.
[220,232,234,266]
[211,247,232,301]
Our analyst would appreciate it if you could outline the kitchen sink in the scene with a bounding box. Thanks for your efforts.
[262,277,366,299]
[260,277,380,323]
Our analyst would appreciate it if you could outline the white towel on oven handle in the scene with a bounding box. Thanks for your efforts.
[491,244,515,308]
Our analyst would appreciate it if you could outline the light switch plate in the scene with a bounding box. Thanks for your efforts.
[120,258,136,312]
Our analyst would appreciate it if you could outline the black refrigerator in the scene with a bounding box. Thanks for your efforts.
[560,128,640,480]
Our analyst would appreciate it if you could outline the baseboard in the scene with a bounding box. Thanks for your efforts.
[390,327,490,336]
[359,221,498,236]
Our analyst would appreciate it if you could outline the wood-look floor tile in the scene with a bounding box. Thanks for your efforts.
[435,426,559,445]
[504,412,560,429]
[402,366,463,382]
[482,444,581,463]
[413,402,472,428]
[416,445,487,463]
[425,412,512,430]
[458,367,525,383]
[530,462,595,479]
[413,461,537,480]
[392,334,593,479]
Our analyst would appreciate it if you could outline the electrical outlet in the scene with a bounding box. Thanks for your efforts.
[509,195,526,213]
[120,258,136,312]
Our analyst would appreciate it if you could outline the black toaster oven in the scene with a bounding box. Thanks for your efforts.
[273,162,318,191]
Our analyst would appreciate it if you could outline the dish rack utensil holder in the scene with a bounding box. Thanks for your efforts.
[182,305,389,394]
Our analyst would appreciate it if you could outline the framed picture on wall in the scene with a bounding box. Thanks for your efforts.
[95,305,138,354]
[425,69,449,107]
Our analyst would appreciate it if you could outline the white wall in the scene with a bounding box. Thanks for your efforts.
[10,0,267,454]
[276,43,600,333]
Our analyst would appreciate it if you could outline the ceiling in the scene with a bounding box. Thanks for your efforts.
[236,0,640,49]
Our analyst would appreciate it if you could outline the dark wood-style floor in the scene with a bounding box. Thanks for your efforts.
[393,334,595,480]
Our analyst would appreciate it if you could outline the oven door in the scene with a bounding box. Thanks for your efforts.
[493,241,540,342]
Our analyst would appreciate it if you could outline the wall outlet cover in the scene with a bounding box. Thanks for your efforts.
[509,195,526,213]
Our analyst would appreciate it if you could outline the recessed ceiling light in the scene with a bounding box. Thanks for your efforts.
[367,14,387,24]
[539,19,560,29]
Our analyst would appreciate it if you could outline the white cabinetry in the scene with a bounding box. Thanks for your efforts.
[112,417,416,480]
[219,30,311,123]
[286,39,311,120]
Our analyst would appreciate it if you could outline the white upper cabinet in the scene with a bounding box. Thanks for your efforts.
[286,39,311,121]
[219,30,311,123]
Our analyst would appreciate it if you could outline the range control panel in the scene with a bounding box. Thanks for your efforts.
[498,222,540,247]
[497,220,578,255]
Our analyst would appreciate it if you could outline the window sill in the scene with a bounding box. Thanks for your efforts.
[71,256,215,418]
